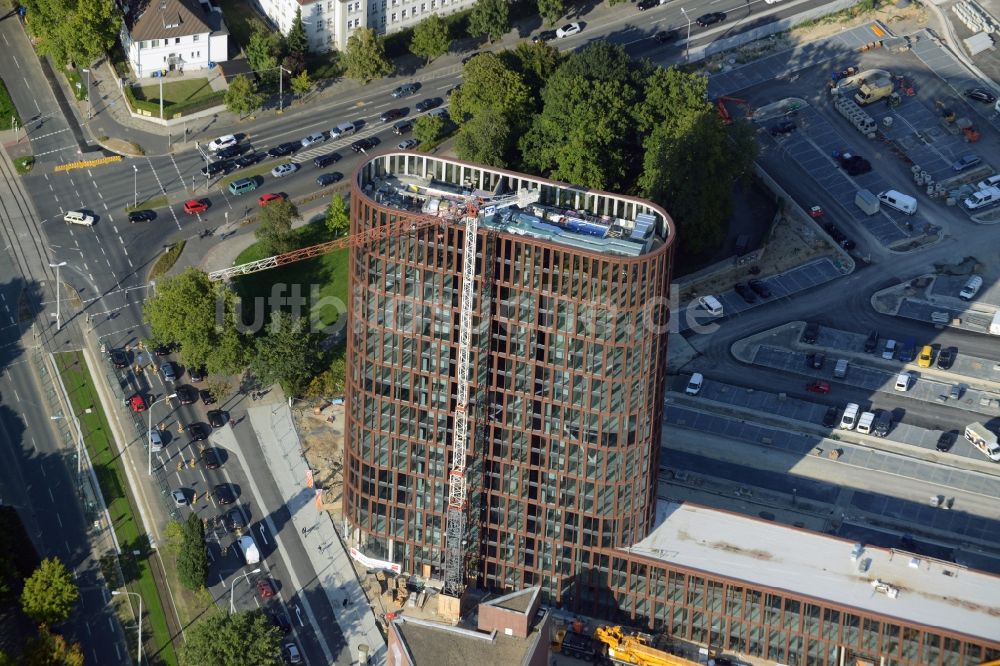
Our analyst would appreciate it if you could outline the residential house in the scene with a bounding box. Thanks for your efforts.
[120,0,229,77]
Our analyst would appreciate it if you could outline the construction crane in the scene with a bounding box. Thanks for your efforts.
[716,96,753,125]
[594,626,706,666]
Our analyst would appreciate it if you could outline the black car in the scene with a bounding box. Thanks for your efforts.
[110,349,129,368]
[200,160,229,177]
[207,410,228,428]
[213,484,235,505]
[638,0,659,9]
[269,610,292,634]
[734,283,756,304]
[317,172,344,187]
[936,431,957,452]
[267,142,299,158]
[822,406,838,428]
[769,120,796,137]
[379,108,405,123]
[805,352,824,370]
[201,447,222,469]
[154,343,174,356]
[841,238,856,251]
[654,30,678,44]
[965,87,997,104]
[533,30,557,43]
[313,152,342,168]
[226,508,246,533]
[748,279,771,298]
[393,120,414,135]
[176,384,196,405]
[415,97,442,112]
[839,154,872,176]
[863,329,879,353]
[937,346,956,369]
[128,209,156,223]
[199,389,215,405]
[233,152,265,169]
[351,137,379,152]
[696,11,725,26]
[189,423,208,441]
[189,366,205,382]
[801,322,819,344]
[461,52,480,65]
[215,144,244,159]
[391,83,418,98]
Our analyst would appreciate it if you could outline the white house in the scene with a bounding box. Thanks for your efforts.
[255,0,475,53]
[120,0,229,77]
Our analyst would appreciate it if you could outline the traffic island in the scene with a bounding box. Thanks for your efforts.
[54,351,180,666]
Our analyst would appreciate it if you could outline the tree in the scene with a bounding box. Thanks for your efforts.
[537,0,564,25]
[245,20,283,86]
[455,108,512,167]
[143,267,238,370]
[224,75,264,118]
[182,610,283,666]
[206,379,234,405]
[325,193,350,237]
[252,312,322,396]
[255,199,300,256]
[22,625,84,666]
[178,513,207,591]
[206,325,250,375]
[410,15,451,63]
[23,0,121,67]
[343,28,393,84]
[412,114,444,146]
[467,0,509,43]
[286,7,308,56]
[304,350,346,398]
[20,558,78,626]
[290,70,313,98]
[449,53,531,125]
[508,40,564,95]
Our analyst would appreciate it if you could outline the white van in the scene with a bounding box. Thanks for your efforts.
[976,174,1000,190]
[877,190,917,215]
[685,373,703,395]
[963,186,1000,210]
[840,403,860,430]
[960,275,983,300]
[964,422,1000,461]
[894,372,911,391]
[330,122,357,139]
[696,295,724,317]
[856,411,876,435]
[64,210,95,226]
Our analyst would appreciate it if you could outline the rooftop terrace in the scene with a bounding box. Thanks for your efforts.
[626,501,1000,642]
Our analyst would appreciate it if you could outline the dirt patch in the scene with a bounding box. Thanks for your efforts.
[101,137,145,156]
[296,401,346,522]
[792,3,930,44]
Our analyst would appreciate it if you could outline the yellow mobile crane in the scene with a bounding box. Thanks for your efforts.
[594,626,704,666]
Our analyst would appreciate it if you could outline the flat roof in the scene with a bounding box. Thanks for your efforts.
[391,615,543,666]
[625,501,1000,642]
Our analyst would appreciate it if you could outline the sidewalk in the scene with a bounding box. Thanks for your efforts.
[247,401,387,665]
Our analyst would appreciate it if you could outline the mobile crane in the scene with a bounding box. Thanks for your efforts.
[594,626,704,666]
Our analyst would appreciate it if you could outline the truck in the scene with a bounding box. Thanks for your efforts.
[237,535,261,565]
[854,72,894,105]
[855,189,880,215]
[552,628,603,661]
[594,626,703,666]
[964,423,1000,462]
[833,358,849,379]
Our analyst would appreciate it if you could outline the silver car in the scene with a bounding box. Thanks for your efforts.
[270,163,299,178]
[171,489,188,506]
[300,132,326,147]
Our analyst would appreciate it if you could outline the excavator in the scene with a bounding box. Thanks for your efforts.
[593,626,733,666]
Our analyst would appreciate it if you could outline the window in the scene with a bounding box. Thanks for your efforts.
[401,8,407,17]
[391,11,396,20]
[193,34,199,42]
[151,39,159,47]
[175,37,180,44]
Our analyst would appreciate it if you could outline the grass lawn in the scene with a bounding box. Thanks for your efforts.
[64,69,88,101]
[0,78,20,130]
[12,156,34,175]
[234,221,349,327]
[134,78,215,106]
[150,241,186,280]
[126,194,168,213]
[55,351,178,666]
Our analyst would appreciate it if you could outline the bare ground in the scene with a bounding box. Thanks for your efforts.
[296,402,346,523]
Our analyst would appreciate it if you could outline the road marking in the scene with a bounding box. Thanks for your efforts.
[56,513,63,527]
[12,389,18,401]
[118,235,124,246]
[48,488,55,502]
[257,523,268,544]
[39,464,46,477]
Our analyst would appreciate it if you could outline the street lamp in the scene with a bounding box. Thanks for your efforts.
[277,65,292,114]
[230,567,261,613]
[48,262,68,330]
[133,165,138,209]
[111,590,143,666]
[148,393,177,476]
[81,68,91,119]
[680,8,692,64]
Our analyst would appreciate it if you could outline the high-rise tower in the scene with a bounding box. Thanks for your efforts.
[344,153,675,602]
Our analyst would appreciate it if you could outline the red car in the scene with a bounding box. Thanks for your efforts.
[256,579,275,599]
[183,199,209,214]
[808,205,825,218]
[258,193,284,207]
[127,393,147,412]
[806,381,831,394]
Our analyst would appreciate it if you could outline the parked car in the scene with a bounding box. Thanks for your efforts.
[176,385,196,405]
[391,83,419,98]
[271,163,299,178]
[838,154,871,176]
[917,345,934,368]
[379,108,405,123]
[267,142,300,158]
[951,154,982,172]
[201,447,222,469]
[949,383,963,400]
[733,283,756,304]
[313,152,342,168]
[159,362,176,382]
[806,381,830,394]
[533,30,557,43]
[936,346,956,370]
[213,484,235,505]
[208,410,228,428]
[189,423,209,441]
[257,579,276,599]
[208,135,237,151]
[258,192,285,206]
[233,152,265,169]
[183,199,209,214]
[556,22,581,38]
[284,643,302,665]
[696,11,726,26]
[199,389,215,405]
[936,430,957,452]
[685,373,704,395]
[822,405,838,428]
[864,329,879,353]
[300,132,326,147]
[415,97,442,112]
[397,139,419,150]
[188,366,206,382]
[800,322,819,344]
[882,339,897,360]
[965,87,997,104]
[127,394,147,412]
[269,610,292,634]
[317,172,344,187]
[806,352,825,370]
[769,120,796,137]
[654,29,678,43]
[128,209,156,223]
[748,279,771,298]
[894,372,911,392]
[393,120,414,135]
[110,349,128,368]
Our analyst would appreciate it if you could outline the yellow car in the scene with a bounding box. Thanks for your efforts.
[917,345,934,367]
